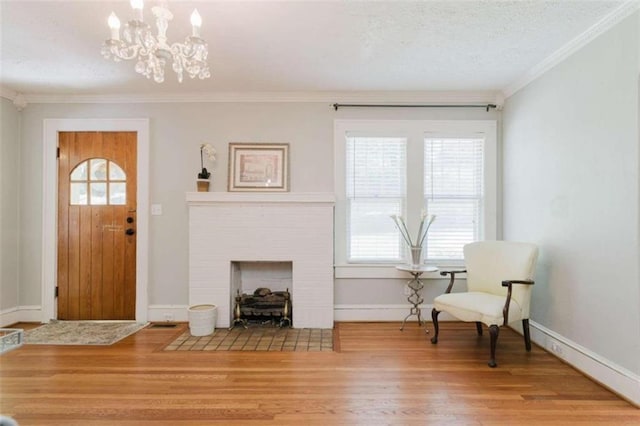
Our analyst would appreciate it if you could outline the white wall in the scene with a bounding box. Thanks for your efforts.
[16,102,498,317]
[0,98,20,312]
[503,10,640,383]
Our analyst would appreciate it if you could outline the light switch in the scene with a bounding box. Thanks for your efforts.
[151,204,162,215]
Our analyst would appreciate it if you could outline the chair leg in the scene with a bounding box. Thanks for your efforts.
[430,309,440,344]
[475,322,483,336]
[488,325,499,368]
[523,318,532,352]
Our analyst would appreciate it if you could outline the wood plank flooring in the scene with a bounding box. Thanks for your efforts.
[1,322,638,425]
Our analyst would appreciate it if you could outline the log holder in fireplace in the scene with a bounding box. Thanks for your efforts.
[230,288,292,329]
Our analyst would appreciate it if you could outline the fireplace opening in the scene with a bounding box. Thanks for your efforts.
[230,261,293,328]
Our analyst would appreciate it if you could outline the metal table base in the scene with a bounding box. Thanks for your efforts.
[396,265,438,332]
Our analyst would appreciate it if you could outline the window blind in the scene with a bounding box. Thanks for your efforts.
[346,137,406,261]
[424,138,484,260]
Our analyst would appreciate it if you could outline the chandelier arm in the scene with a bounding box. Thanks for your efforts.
[170,41,211,80]
[103,40,141,61]
[171,38,208,59]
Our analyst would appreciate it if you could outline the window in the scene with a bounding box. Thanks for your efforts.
[70,158,127,205]
[424,138,484,260]
[346,137,406,261]
[335,120,496,270]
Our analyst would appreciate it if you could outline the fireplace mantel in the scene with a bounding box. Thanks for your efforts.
[187,191,335,328]
[186,192,335,205]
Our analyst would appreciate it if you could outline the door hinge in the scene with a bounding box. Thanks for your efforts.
[55,286,59,298]
[56,147,60,159]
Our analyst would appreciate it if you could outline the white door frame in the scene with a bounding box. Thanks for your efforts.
[42,119,150,323]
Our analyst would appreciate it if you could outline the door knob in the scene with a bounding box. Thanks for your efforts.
[127,217,134,223]
[125,228,135,236]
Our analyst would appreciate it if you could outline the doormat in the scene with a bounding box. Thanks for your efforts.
[163,326,333,352]
[24,320,147,345]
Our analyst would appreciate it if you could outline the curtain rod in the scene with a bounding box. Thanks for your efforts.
[333,103,497,112]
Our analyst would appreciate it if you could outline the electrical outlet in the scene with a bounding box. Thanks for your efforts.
[550,341,563,356]
[404,284,411,296]
[163,313,174,322]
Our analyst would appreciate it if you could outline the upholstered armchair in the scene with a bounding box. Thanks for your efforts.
[430,241,539,367]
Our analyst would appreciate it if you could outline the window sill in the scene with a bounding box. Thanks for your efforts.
[334,263,466,279]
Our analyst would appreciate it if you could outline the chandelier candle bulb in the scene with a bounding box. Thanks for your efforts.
[191,9,202,37]
[108,13,121,40]
[131,0,144,20]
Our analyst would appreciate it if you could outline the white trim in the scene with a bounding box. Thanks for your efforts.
[0,87,27,110]
[21,90,498,105]
[0,306,43,327]
[0,86,18,101]
[186,192,335,204]
[153,303,455,324]
[147,304,190,322]
[503,1,640,98]
[42,119,150,324]
[335,304,429,322]
[527,320,640,407]
[0,307,20,327]
[334,304,456,322]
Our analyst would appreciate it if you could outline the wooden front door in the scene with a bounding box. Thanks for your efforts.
[57,131,137,320]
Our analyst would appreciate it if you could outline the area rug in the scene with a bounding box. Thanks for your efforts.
[163,326,333,352]
[24,320,148,345]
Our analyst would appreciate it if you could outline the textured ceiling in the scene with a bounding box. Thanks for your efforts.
[0,0,629,98]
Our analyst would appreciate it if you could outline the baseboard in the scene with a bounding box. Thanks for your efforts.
[333,304,456,322]
[147,304,189,322]
[523,320,640,407]
[2,304,192,326]
[0,306,43,327]
[150,303,455,324]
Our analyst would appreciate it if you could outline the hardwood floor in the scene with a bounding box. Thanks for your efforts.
[1,322,638,425]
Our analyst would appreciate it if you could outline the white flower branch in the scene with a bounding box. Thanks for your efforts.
[391,210,436,249]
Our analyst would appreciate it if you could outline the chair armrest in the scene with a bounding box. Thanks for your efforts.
[501,279,535,325]
[502,279,534,287]
[440,270,467,294]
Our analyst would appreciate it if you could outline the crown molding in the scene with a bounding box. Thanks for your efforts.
[0,86,18,101]
[0,86,28,110]
[502,0,640,99]
[20,90,500,105]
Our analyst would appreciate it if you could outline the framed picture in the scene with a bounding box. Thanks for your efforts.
[228,143,289,192]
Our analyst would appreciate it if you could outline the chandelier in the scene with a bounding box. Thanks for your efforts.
[101,0,211,83]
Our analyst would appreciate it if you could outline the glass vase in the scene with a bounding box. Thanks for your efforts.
[410,246,423,266]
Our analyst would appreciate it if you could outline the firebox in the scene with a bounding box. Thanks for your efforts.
[231,287,292,328]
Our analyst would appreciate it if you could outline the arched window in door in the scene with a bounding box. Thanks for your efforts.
[69,158,127,205]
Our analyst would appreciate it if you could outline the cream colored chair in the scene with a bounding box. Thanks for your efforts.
[430,241,539,367]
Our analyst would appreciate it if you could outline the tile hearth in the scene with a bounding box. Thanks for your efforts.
[164,327,334,352]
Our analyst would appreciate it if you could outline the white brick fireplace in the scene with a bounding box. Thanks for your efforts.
[187,192,335,328]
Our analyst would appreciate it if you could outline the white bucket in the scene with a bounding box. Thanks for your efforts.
[188,304,217,336]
